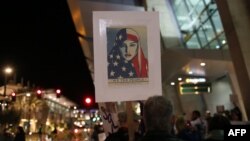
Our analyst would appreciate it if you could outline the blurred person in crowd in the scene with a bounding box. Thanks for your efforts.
[190,110,207,140]
[230,106,242,121]
[0,127,14,141]
[205,111,212,121]
[105,111,129,141]
[222,110,231,120]
[38,124,43,141]
[205,114,231,141]
[91,124,104,141]
[13,126,25,141]
[140,95,184,141]
[50,126,58,141]
[170,114,177,135]
[175,116,200,141]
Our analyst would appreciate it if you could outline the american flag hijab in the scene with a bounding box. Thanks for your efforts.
[108,28,148,80]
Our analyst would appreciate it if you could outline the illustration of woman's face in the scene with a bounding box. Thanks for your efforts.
[119,40,138,61]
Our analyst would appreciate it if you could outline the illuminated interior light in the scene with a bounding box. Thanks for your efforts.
[200,62,206,66]
[188,71,193,74]
[216,45,220,49]
[178,77,182,81]
[222,40,226,44]
[185,78,206,83]
[170,82,175,85]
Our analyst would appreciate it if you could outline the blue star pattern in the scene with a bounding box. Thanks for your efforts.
[108,47,137,79]
[107,28,138,80]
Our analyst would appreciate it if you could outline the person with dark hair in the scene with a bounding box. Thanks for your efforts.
[230,106,242,121]
[190,110,207,140]
[175,116,200,141]
[205,115,231,141]
[13,126,25,141]
[91,124,104,141]
[140,95,184,141]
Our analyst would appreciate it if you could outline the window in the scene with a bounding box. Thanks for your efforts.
[209,39,220,49]
[197,27,208,47]
[187,34,201,49]
[172,0,227,50]
[202,20,216,42]
[212,11,224,34]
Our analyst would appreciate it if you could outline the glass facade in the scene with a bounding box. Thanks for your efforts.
[171,0,228,49]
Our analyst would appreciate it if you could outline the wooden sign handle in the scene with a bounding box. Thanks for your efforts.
[126,101,135,141]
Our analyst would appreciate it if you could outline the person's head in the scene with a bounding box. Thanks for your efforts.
[16,126,25,134]
[143,95,173,133]
[208,115,231,132]
[93,124,103,133]
[206,110,211,117]
[116,28,139,61]
[191,110,201,120]
[175,116,186,132]
[118,111,127,127]
[230,108,242,121]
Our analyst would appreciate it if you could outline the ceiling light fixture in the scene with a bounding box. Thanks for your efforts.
[200,62,206,66]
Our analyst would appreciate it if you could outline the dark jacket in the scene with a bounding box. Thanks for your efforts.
[13,132,25,141]
[177,128,200,141]
[205,130,224,141]
[140,130,185,141]
[105,127,129,141]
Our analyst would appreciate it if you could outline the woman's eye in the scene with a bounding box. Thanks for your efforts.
[129,43,137,47]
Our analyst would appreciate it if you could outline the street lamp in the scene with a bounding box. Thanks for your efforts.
[3,67,13,97]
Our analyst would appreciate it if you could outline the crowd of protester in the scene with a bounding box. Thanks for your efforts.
[99,95,247,141]
[0,95,247,141]
[0,126,25,141]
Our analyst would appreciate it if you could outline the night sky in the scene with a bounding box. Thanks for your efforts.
[0,0,95,106]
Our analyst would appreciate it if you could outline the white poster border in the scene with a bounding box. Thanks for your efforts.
[93,11,162,102]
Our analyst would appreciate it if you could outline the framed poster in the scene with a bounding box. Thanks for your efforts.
[93,11,162,102]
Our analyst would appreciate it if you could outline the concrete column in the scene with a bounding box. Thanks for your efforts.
[216,0,250,120]
[227,63,248,121]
